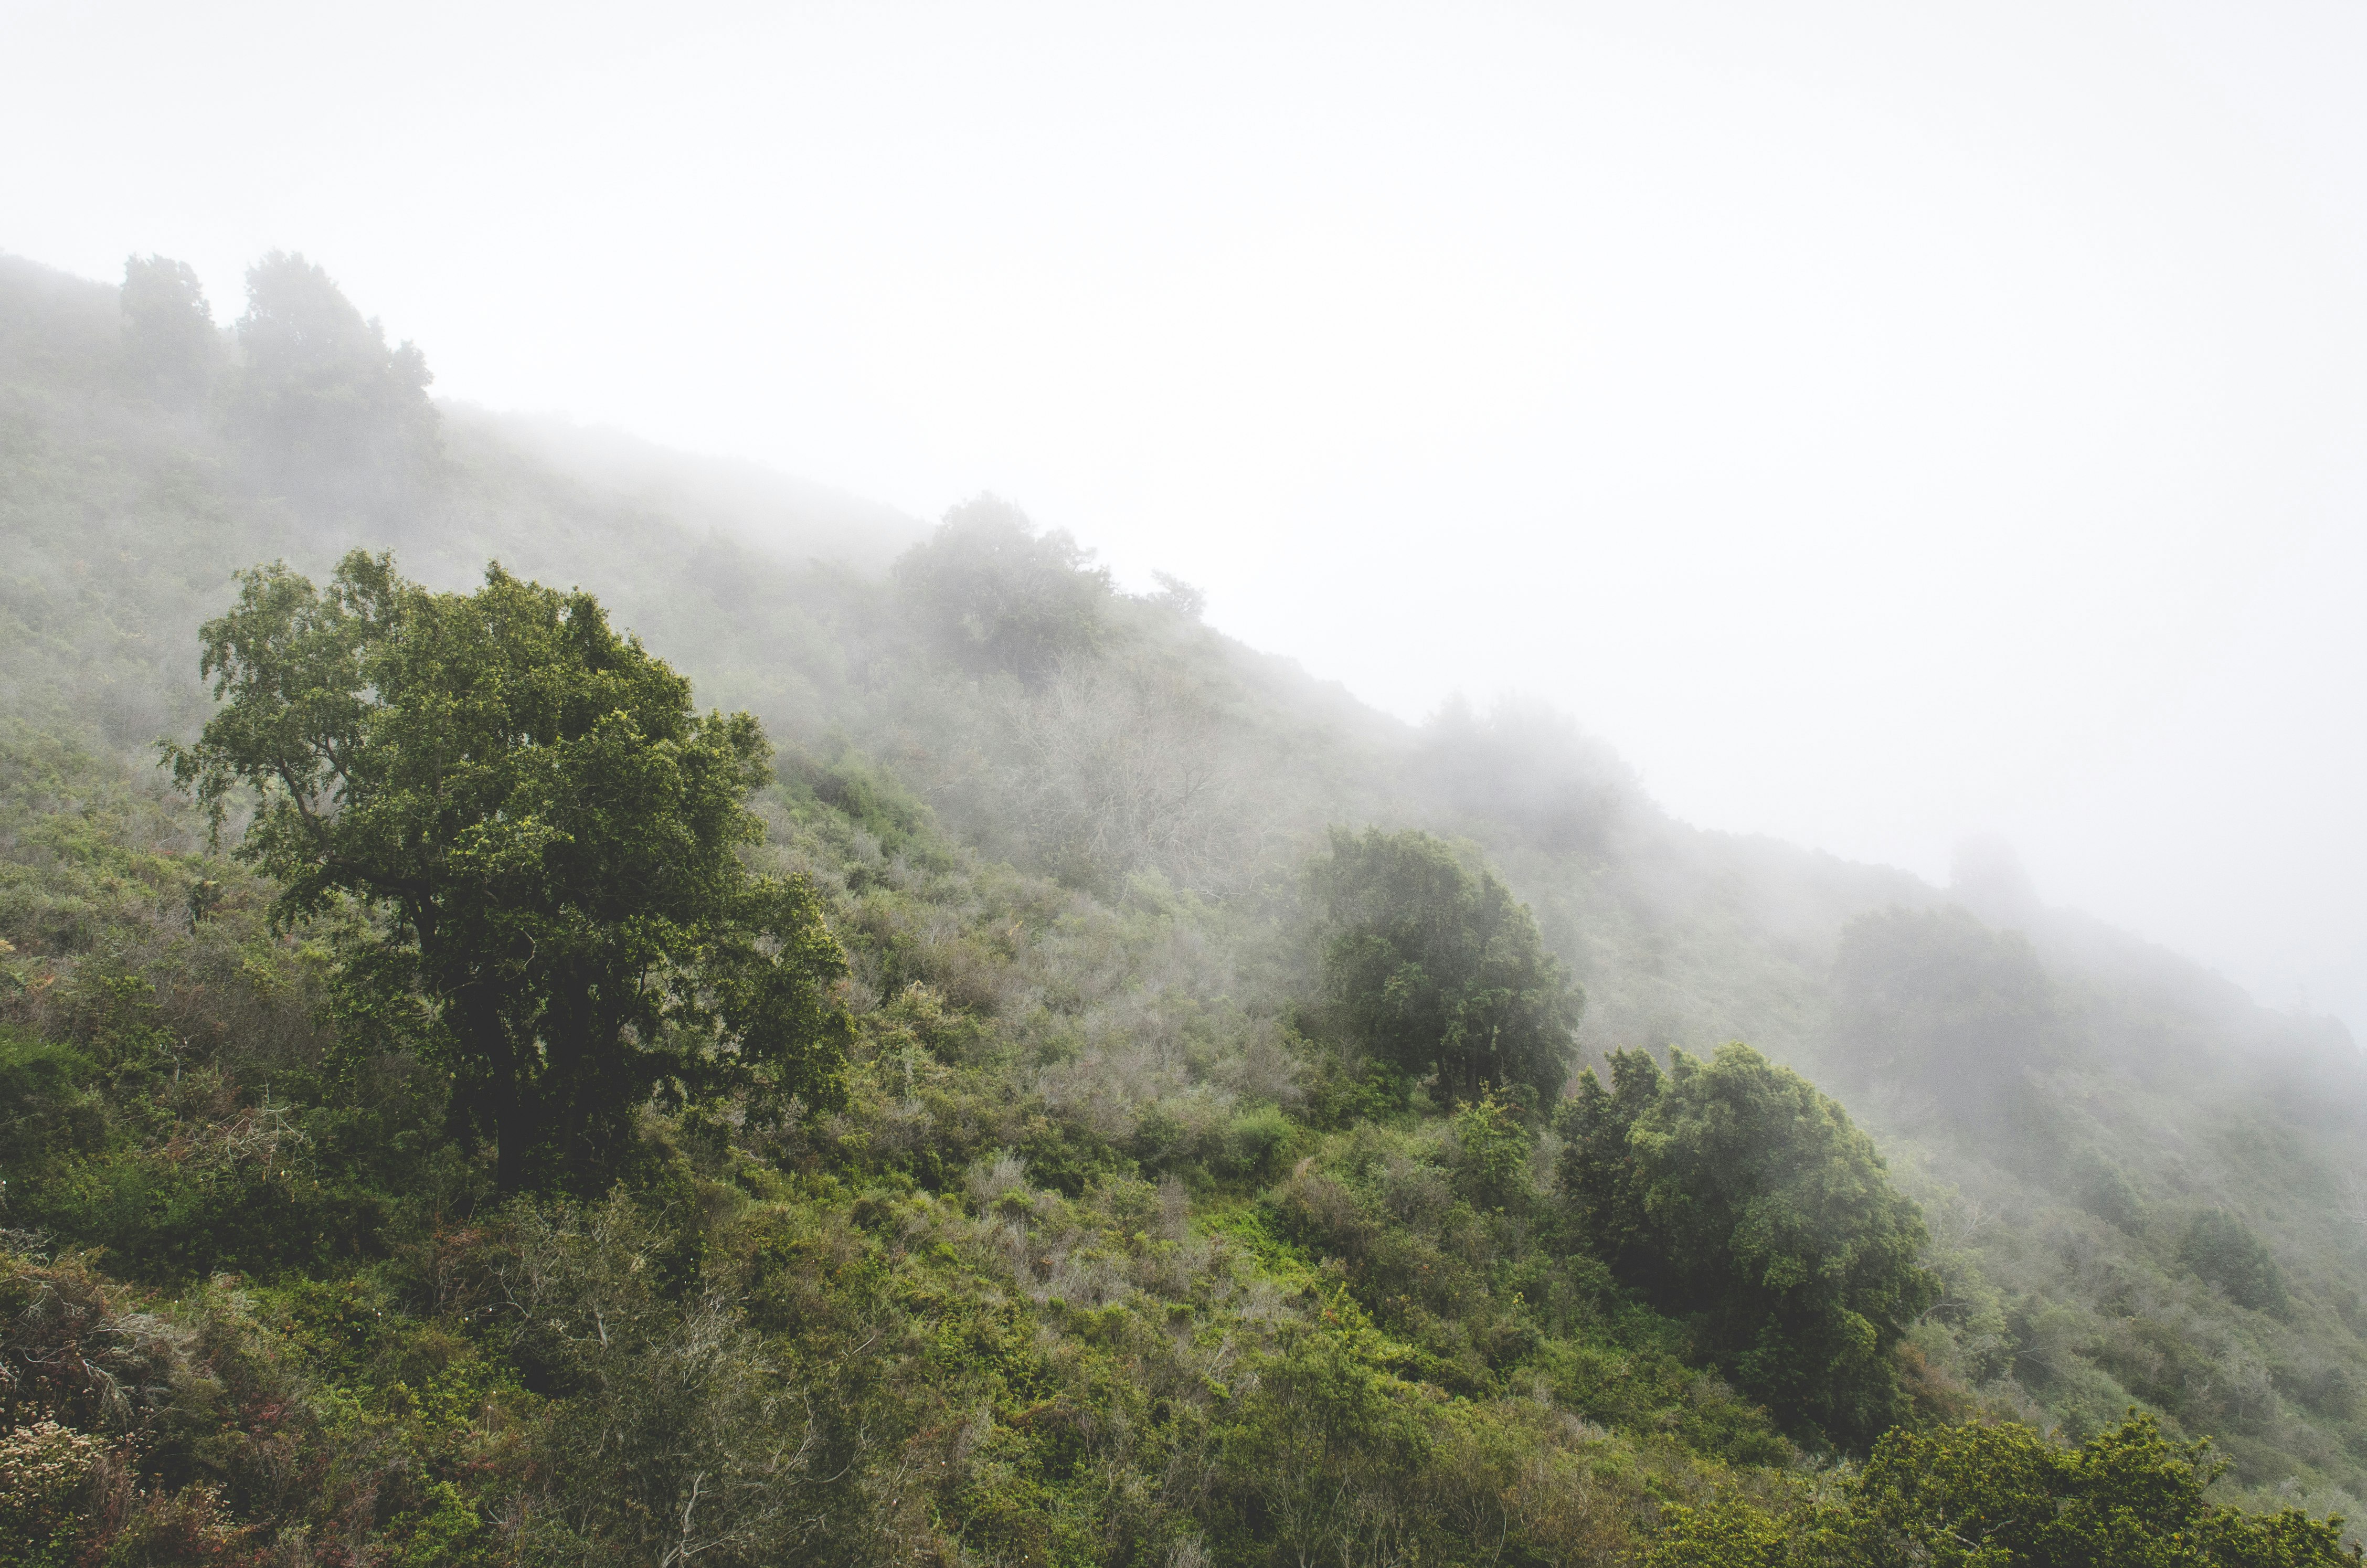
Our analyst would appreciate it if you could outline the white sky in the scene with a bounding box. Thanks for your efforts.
[6,0,2364,1033]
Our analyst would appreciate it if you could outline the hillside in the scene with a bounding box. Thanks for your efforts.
[2,248,2363,1565]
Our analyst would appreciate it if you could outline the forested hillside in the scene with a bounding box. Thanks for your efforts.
[3,249,2363,1565]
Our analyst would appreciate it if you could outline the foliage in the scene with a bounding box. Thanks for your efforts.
[891,493,1112,681]
[1830,906,2056,1129]
[0,1416,104,1565]
[118,253,217,408]
[2181,1210,2291,1317]
[4,248,2366,1561]
[225,251,440,514]
[1558,1043,1938,1448]
[1648,1413,2361,1567]
[1311,826,1578,1104]
[166,551,851,1193]
[1449,1087,1533,1210]
[490,1195,852,1566]
[0,1033,94,1171]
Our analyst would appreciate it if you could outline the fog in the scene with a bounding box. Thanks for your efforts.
[6,1,2363,1032]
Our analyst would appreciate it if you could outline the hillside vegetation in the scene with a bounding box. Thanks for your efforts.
[2,249,2364,1566]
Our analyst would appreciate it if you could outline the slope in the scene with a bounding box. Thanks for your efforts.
[2,247,2364,1559]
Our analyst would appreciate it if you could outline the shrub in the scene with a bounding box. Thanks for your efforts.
[1310,828,1577,1105]
[1449,1090,1532,1211]
[1648,1413,2361,1567]
[1557,1044,1936,1448]
[1214,1104,1297,1183]
[2179,1210,2290,1315]
[0,1415,102,1560]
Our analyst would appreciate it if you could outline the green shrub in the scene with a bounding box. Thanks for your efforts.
[2179,1210,2290,1315]
[1309,828,1577,1105]
[1648,1413,2361,1567]
[0,1033,95,1171]
[1557,1043,1936,1449]
[1214,1104,1297,1183]
[1448,1089,1532,1211]
[0,1416,102,1565]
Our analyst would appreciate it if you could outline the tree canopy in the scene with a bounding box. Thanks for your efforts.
[1558,1043,1937,1448]
[893,494,1112,682]
[226,252,440,512]
[1310,826,1577,1104]
[118,253,217,407]
[168,550,850,1193]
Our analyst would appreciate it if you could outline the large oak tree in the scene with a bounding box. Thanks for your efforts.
[169,550,850,1194]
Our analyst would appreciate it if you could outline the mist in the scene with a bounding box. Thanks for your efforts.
[6,0,2363,1031]
[18,14,2367,1548]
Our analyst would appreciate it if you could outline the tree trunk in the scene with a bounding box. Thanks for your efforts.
[495,1091,531,1196]
[459,981,533,1196]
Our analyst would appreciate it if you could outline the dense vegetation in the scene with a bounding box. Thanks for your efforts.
[1,249,2364,1564]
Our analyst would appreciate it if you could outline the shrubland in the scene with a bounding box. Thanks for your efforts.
[0,249,2363,1564]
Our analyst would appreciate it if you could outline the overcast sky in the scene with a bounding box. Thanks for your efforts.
[7,0,2364,1032]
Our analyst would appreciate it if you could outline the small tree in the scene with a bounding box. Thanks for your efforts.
[1558,1043,1936,1448]
[1311,827,1576,1104]
[168,550,851,1194]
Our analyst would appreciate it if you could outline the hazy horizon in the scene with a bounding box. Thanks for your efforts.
[7,0,2363,1034]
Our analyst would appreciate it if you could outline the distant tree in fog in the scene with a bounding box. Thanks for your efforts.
[119,253,218,407]
[2178,1209,2290,1315]
[1411,697,1632,857]
[893,495,1111,681]
[1830,905,2056,1118]
[1149,569,1205,619]
[225,251,440,515]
